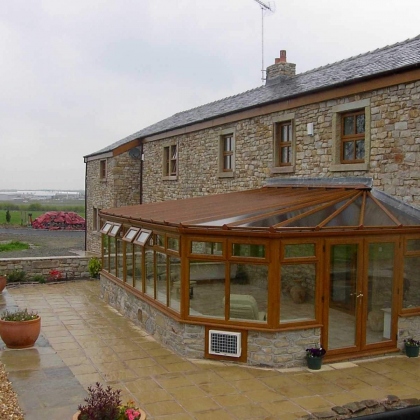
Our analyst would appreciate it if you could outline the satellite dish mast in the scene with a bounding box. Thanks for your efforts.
[253,0,275,83]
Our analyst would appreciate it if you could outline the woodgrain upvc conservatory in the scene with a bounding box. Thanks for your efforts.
[99,180,420,367]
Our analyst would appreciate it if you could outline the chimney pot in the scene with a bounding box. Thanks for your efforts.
[274,50,287,64]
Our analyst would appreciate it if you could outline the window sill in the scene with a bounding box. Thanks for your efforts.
[162,176,177,181]
[270,166,295,174]
[330,163,368,172]
[218,172,234,178]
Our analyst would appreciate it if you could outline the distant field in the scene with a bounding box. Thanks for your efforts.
[0,209,85,226]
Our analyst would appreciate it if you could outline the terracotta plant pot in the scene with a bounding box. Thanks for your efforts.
[73,407,147,419]
[0,275,6,293]
[0,316,41,349]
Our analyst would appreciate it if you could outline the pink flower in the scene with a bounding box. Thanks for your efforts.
[125,408,141,420]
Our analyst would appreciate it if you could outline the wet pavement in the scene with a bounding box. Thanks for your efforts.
[1,280,420,420]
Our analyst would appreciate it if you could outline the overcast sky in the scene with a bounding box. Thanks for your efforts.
[1,0,419,190]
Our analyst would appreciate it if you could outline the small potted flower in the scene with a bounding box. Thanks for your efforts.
[404,338,420,358]
[0,308,41,349]
[74,382,146,420]
[305,344,326,370]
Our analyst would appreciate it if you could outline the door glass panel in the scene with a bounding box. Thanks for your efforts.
[133,244,143,291]
[328,244,358,349]
[366,243,394,344]
[145,249,154,298]
[168,256,181,312]
[156,252,167,305]
[403,255,420,309]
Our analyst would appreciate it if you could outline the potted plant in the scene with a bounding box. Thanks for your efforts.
[305,344,326,370]
[0,309,41,349]
[404,338,420,358]
[0,274,6,293]
[88,257,102,279]
[74,382,146,420]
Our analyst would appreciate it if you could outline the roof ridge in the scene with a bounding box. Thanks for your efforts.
[297,34,420,77]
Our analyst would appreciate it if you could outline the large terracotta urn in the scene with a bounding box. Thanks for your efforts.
[0,275,6,293]
[0,316,41,349]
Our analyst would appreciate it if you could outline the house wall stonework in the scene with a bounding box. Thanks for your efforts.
[100,275,324,368]
[87,79,420,254]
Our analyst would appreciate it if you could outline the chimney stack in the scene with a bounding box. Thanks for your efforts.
[266,50,296,84]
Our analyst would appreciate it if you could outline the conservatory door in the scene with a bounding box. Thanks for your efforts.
[325,239,396,356]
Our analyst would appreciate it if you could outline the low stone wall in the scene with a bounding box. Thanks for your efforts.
[0,256,91,280]
[100,275,321,368]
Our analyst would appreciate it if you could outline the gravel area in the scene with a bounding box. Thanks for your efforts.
[0,362,24,420]
[0,227,85,258]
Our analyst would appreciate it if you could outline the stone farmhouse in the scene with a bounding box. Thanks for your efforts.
[84,35,420,368]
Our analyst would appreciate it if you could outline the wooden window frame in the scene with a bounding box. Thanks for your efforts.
[340,110,365,164]
[163,144,177,179]
[271,114,295,174]
[218,129,235,178]
[99,159,107,180]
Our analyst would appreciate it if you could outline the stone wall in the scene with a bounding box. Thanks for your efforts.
[100,275,322,368]
[0,256,91,280]
[86,79,420,253]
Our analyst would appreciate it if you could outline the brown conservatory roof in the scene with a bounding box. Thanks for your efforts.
[101,184,420,235]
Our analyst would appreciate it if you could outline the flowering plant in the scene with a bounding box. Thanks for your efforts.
[48,269,62,281]
[404,338,420,347]
[1,308,39,321]
[78,383,142,420]
[306,344,326,358]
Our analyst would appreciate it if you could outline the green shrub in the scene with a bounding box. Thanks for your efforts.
[1,308,38,321]
[0,241,30,253]
[32,274,46,283]
[6,270,26,283]
[88,257,102,278]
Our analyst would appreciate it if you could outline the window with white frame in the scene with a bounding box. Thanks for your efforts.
[272,114,295,173]
[331,99,370,172]
[163,144,177,179]
[218,129,235,177]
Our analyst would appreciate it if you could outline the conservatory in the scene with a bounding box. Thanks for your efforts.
[99,179,420,367]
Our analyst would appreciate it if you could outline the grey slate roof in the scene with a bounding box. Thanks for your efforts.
[86,34,420,158]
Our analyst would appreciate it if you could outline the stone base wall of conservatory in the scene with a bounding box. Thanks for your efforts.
[398,315,420,350]
[100,276,322,368]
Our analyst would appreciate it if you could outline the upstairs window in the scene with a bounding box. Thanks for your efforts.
[163,144,177,178]
[218,129,235,178]
[276,121,292,166]
[341,110,365,163]
[99,159,107,179]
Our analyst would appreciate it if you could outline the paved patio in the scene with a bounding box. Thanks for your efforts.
[1,280,420,420]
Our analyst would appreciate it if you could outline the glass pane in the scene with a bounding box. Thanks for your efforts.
[403,256,420,309]
[343,141,354,161]
[171,145,177,159]
[364,197,395,226]
[230,264,268,323]
[224,155,232,170]
[280,263,316,323]
[281,146,290,163]
[224,136,232,151]
[328,244,358,349]
[288,124,292,140]
[102,235,110,272]
[168,256,181,312]
[109,237,116,276]
[156,252,167,305]
[145,249,154,298]
[407,239,420,252]
[284,243,315,258]
[124,228,138,242]
[343,116,354,135]
[126,243,134,286]
[355,140,365,160]
[232,243,265,258]
[356,114,365,134]
[117,239,124,280]
[281,125,289,141]
[189,260,226,319]
[133,244,143,291]
[101,222,113,234]
[326,196,362,227]
[171,160,177,175]
[168,237,179,252]
[191,241,223,255]
[366,243,394,344]
[155,234,164,247]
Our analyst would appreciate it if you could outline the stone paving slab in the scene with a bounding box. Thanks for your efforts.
[1,281,420,420]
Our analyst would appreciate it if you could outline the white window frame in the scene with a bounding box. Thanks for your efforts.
[218,128,235,178]
[271,113,295,174]
[331,99,371,172]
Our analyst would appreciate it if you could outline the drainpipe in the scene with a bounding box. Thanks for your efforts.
[84,159,87,251]
[140,141,144,204]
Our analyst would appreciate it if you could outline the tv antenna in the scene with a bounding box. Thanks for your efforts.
[253,0,275,83]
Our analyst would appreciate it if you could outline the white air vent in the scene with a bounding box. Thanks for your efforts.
[209,330,241,357]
